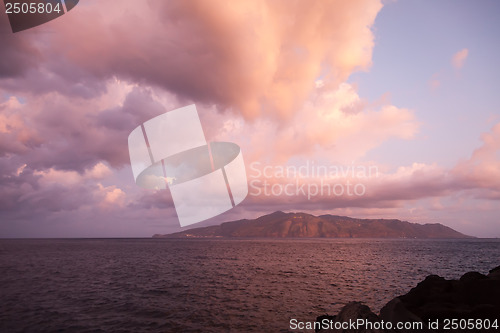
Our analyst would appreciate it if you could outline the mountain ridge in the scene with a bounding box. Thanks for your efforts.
[153,211,473,239]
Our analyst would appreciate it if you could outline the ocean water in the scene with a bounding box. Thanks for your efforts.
[0,238,499,332]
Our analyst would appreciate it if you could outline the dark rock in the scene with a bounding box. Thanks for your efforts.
[319,266,500,333]
[379,298,429,333]
[459,271,487,282]
[382,268,500,332]
[315,315,336,332]
[316,302,392,333]
[489,265,500,274]
[488,265,500,280]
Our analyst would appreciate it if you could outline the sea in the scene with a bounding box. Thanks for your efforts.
[0,238,499,332]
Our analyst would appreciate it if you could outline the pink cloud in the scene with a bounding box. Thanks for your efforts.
[1,1,498,237]
[452,122,500,194]
[209,82,420,164]
[41,0,383,119]
[428,72,441,90]
[451,48,469,69]
[240,120,500,213]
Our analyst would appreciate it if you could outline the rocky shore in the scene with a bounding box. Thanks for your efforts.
[315,266,500,332]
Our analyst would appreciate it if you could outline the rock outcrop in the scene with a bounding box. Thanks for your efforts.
[316,302,391,333]
[316,266,500,333]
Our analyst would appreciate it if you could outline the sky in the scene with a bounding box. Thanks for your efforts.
[0,0,499,238]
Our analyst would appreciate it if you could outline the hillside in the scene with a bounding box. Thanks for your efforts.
[153,211,472,239]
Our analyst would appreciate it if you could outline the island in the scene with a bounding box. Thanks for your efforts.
[153,211,472,239]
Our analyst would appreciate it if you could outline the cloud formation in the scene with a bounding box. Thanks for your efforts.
[42,0,382,119]
[0,1,498,237]
[452,48,469,69]
[209,82,419,164]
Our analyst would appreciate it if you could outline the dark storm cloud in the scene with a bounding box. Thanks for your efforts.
[0,12,41,78]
